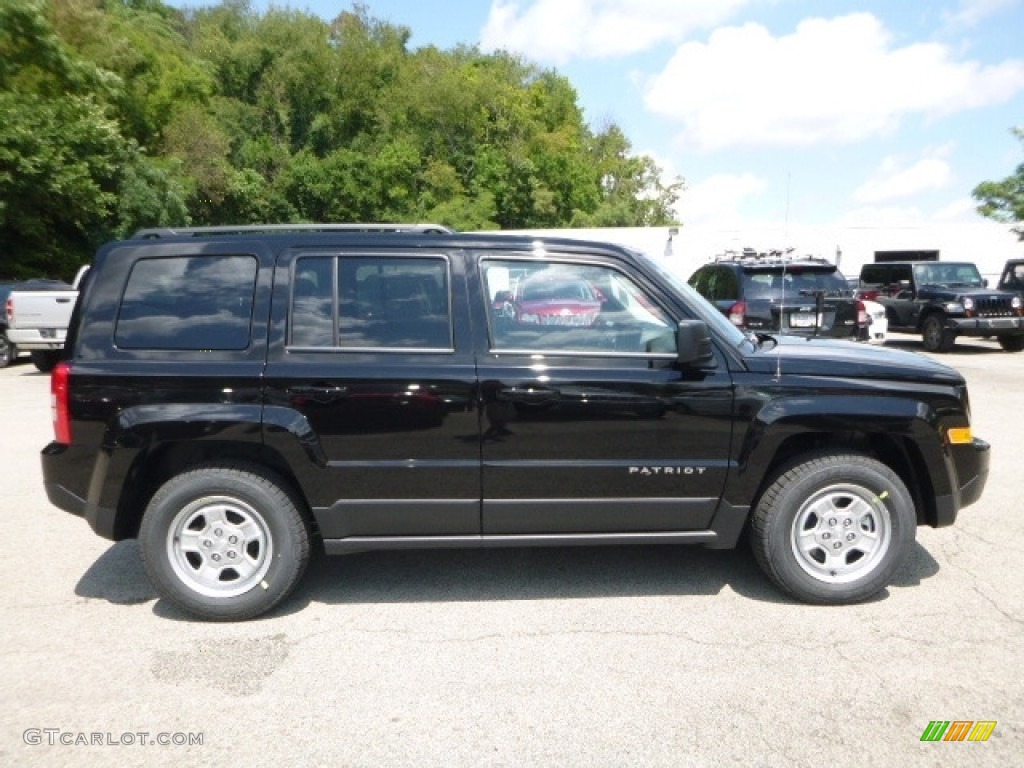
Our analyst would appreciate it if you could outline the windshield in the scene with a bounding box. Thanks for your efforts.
[634,251,753,351]
[914,262,983,288]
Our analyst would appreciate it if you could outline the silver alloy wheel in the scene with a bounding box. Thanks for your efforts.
[790,483,892,584]
[166,495,273,598]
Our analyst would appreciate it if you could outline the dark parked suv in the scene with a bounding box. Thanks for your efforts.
[997,258,1024,300]
[858,261,1024,352]
[41,226,990,619]
[688,254,870,340]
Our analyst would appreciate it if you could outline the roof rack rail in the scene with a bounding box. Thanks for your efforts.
[713,247,831,265]
[131,223,455,239]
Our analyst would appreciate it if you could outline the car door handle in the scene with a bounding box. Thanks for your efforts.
[497,385,560,402]
[287,385,350,403]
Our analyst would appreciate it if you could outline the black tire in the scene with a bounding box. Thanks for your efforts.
[30,350,60,372]
[998,335,1024,352]
[140,463,311,621]
[921,314,955,353]
[750,452,916,604]
[0,333,14,368]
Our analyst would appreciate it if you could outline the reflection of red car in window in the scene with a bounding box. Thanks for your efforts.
[495,276,603,326]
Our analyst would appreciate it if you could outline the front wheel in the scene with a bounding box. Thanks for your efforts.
[750,453,916,604]
[921,314,955,353]
[140,463,311,620]
[998,335,1024,352]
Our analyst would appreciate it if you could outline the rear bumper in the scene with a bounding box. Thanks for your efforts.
[42,442,118,540]
[6,328,67,350]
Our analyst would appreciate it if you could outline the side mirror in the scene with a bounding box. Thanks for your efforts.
[983,278,989,288]
[493,290,513,304]
[676,320,716,367]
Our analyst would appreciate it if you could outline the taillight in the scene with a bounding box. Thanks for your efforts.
[858,289,879,301]
[727,301,746,327]
[856,300,869,327]
[51,361,72,444]
[5,297,12,324]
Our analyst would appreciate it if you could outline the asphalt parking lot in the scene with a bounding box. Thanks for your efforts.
[1,336,1021,767]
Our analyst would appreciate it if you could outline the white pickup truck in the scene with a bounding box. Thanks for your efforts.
[5,265,89,371]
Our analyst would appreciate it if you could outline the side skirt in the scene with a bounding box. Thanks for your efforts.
[325,530,722,556]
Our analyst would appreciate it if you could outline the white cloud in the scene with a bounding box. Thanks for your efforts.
[675,172,768,226]
[943,0,1021,28]
[644,13,1024,150]
[838,197,983,227]
[931,197,985,222]
[854,148,955,204]
[480,0,751,64]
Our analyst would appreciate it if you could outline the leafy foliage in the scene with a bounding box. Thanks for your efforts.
[1,0,683,278]
[973,126,1024,240]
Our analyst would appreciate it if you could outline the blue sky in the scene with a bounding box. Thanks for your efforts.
[171,0,1024,231]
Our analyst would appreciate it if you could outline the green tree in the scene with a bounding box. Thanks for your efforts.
[973,126,1024,240]
[1,0,683,271]
[0,0,125,277]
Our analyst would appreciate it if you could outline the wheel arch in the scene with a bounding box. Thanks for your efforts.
[748,431,936,527]
[735,397,952,529]
[113,439,314,541]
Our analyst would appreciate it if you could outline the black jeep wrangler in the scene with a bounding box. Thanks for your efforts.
[997,258,1024,301]
[42,226,990,619]
[859,260,1024,352]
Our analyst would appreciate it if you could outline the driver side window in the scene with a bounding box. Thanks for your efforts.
[482,259,676,355]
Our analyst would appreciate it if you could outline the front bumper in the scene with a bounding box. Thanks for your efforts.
[932,437,990,527]
[948,316,1024,336]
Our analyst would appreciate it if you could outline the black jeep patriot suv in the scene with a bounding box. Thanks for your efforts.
[42,226,990,619]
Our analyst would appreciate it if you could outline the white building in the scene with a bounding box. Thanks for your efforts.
[492,220,1023,283]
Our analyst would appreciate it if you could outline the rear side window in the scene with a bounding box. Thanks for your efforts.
[860,265,892,286]
[289,255,452,351]
[692,264,741,301]
[115,255,258,350]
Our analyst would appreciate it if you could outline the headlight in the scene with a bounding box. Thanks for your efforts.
[1013,296,1022,310]
[962,297,975,312]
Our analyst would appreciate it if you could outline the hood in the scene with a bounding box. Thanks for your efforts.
[742,335,965,384]
[918,285,1014,301]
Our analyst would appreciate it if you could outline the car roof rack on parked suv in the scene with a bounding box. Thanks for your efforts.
[131,223,455,239]
[713,247,833,267]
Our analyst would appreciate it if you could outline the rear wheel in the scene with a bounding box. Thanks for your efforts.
[751,452,916,604]
[998,335,1024,352]
[0,333,14,368]
[140,463,311,621]
[30,350,60,372]
[921,314,955,353]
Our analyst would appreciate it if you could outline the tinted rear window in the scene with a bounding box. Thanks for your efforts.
[743,267,849,295]
[115,255,258,350]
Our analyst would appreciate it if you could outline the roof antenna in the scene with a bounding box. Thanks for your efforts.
[776,172,791,381]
